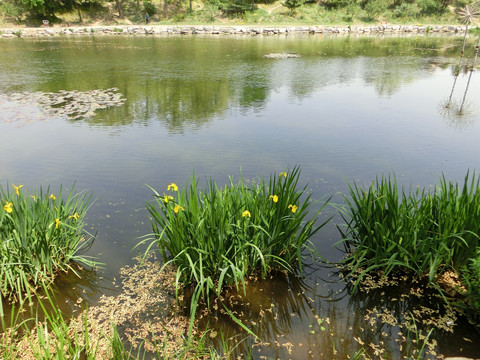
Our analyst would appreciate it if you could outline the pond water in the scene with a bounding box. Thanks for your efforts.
[1,33,480,359]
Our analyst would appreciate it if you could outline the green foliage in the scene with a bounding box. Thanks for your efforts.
[417,0,449,15]
[144,166,330,316]
[320,0,352,9]
[363,0,388,20]
[393,2,422,18]
[143,0,157,16]
[241,7,268,22]
[0,0,24,22]
[461,248,480,316]
[340,172,480,288]
[283,0,304,13]
[0,184,95,301]
[219,0,255,14]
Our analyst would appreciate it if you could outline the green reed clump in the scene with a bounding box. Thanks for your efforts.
[145,167,330,315]
[461,248,480,318]
[0,184,95,301]
[341,172,480,285]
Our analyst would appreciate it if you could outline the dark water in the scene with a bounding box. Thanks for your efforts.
[1,34,480,358]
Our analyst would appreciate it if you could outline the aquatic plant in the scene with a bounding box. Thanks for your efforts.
[461,247,480,317]
[144,166,331,319]
[0,184,95,301]
[340,173,480,288]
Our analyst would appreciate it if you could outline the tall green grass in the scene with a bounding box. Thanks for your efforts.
[144,166,331,317]
[0,184,95,301]
[340,173,480,286]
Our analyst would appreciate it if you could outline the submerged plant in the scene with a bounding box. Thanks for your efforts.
[340,172,480,289]
[0,184,96,301]
[143,166,331,321]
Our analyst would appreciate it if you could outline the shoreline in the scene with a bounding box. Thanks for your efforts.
[0,24,467,38]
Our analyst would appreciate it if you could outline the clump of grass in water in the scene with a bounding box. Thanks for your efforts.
[143,166,331,324]
[340,172,480,290]
[0,184,96,302]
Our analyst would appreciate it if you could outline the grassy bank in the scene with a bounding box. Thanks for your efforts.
[0,0,471,28]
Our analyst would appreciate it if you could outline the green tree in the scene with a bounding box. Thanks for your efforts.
[210,0,254,14]
[1,0,24,22]
[283,0,303,14]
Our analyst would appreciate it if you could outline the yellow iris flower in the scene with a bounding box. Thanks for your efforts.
[242,210,251,218]
[279,172,287,178]
[163,193,174,203]
[68,213,80,220]
[49,194,56,201]
[4,201,13,213]
[173,204,184,213]
[12,184,23,196]
[269,195,279,203]
[167,183,178,192]
[55,218,60,229]
[288,204,298,213]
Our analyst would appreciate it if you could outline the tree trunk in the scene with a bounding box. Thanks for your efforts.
[76,3,83,23]
[137,0,140,11]
[164,0,168,18]
[115,0,124,18]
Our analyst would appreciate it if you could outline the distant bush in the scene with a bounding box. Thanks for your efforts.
[143,0,157,16]
[363,0,388,20]
[393,3,422,18]
[283,0,304,13]
[417,0,447,15]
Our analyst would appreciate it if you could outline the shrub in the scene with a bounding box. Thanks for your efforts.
[340,172,480,288]
[143,0,157,16]
[283,0,304,14]
[363,0,389,20]
[144,167,331,316]
[0,184,95,301]
[393,3,422,18]
[320,0,352,9]
[417,0,447,15]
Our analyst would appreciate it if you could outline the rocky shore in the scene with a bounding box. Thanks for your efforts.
[0,24,467,38]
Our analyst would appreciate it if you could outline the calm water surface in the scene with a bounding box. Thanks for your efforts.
[1,34,480,358]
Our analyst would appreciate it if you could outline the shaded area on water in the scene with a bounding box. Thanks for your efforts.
[197,264,480,359]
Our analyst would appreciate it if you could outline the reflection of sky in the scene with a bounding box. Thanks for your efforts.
[1,36,480,357]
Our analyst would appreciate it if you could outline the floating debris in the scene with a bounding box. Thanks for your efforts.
[1,255,193,359]
[263,53,301,59]
[0,88,126,125]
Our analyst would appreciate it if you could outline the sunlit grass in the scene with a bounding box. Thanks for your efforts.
[143,166,331,319]
[340,172,480,288]
[0,184,96,302]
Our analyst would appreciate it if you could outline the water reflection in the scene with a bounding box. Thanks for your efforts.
[2,34,480,358]
[0,35,474,132]
[1,263,103,332]
[441,32,480,125]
